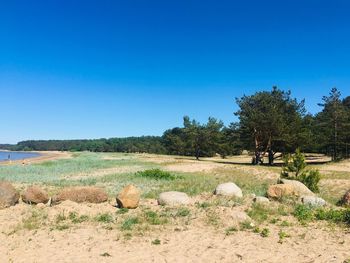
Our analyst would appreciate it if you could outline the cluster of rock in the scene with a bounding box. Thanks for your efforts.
[1,178,350,211]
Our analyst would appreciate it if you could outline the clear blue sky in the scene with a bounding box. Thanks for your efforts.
[1,0,349,143]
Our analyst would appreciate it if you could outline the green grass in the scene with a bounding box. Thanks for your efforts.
[120,217,140,231]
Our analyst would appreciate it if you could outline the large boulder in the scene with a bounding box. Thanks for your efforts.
[158,191,190,206]
[280,179,314,196]
[53,186,108,204]
[214,182,243,198]
[341,190,350,206]
[0,181,19,209]
[267,184,297,199]
[22,186,49,205]
[116,184,140,209]
[301,196,326,207]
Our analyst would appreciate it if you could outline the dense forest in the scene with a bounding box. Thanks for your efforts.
[2,87,350,162]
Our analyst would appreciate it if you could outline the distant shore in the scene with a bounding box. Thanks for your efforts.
[0,151,72,165]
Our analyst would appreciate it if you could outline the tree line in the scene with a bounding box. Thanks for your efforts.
[2,87,349,162]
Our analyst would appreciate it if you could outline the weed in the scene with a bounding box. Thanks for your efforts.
[260,228,270,237]
[144,210,168,225]
[240,220,254,230]
[100,252,112,257]
[225,226,238,235]
[152,239,161,245]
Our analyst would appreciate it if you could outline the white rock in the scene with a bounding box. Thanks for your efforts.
[253,196,270,204]
[301,196,326,207]
[158,191,190,206]
[215,182,243,198]
[231,211,251,223]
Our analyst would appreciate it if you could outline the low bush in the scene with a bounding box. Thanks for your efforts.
[136,169,177,180]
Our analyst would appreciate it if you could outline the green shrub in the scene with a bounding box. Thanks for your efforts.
[293,204,313,222]
[136,169,177,180]
[299,170,321,193]
[281,149,320,193]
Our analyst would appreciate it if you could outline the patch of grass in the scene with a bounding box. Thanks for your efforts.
[144,210,168,225]
[247,204,269,223]
[240,220,254,230]
[22,210,48,230]
[116,208,129,215]
[175,207,191,217]
[121,217,139,231]
[196,202,211,209]
[55,212,67,224]
[152,239,161,245]
[136,169,177,180]
[95,213,114,223]
[69,212,89,224]
[205,210,221,227]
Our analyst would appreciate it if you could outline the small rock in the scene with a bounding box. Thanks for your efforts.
[53,186,108,204]
[214,182,243,198]
[231,211,251,224]
[0,181,19,209]
[301,196,326,207]
[267,184,296,199]
[116,184,140,209]
[280,179,314,196]
[158,191,190,206]
[22,186,49,205]
[253,196,270,204]
[341,190,350,206]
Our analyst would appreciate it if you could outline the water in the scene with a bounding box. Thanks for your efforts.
[0,151,41,162]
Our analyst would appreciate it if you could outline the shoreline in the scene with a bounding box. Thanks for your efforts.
[0,151,72,165]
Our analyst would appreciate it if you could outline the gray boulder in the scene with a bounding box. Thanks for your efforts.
[0,181,19,209]
[215,182,243,198]
[301,196,326,207]
[158,191,190,206]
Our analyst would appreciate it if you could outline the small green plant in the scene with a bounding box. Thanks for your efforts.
[136,169,177,180]
[260,228,270,237]
[152,239,161,245]
[278,230,291,243]
[225,226,238,236]
[121,217,139,231]
[100,252,111,257]
[55,212,67,223]
[280,220,291,227]
[95,213,114,223]
[281,149,321,193]
[176,207,191,217]
[293,204,313,223]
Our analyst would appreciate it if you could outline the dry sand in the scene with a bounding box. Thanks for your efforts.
[0,200,349,263]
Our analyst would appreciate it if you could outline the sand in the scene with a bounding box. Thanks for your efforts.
[0,201,349,263]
